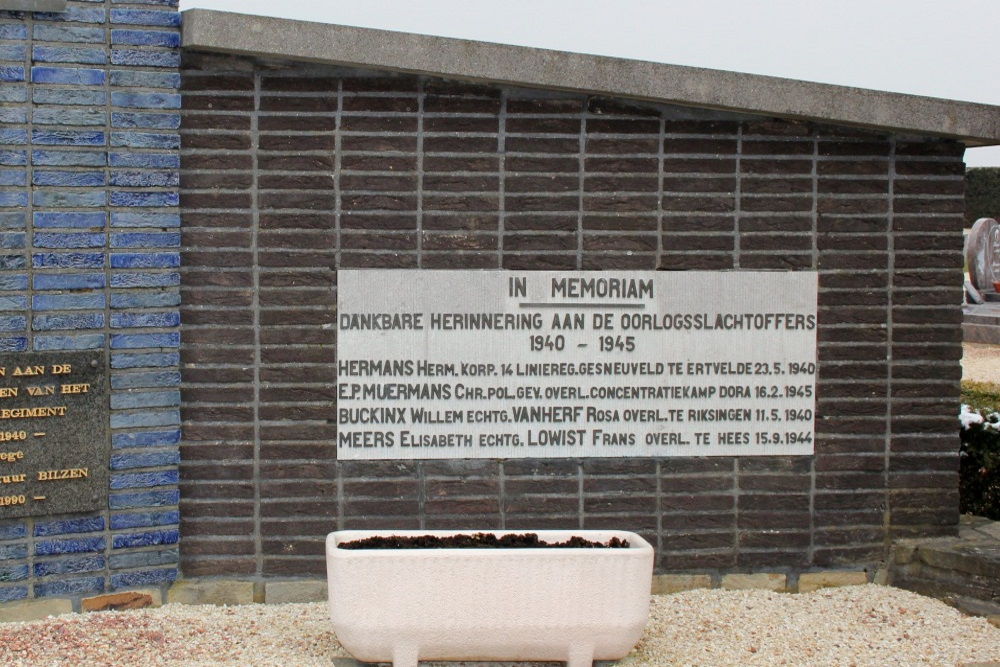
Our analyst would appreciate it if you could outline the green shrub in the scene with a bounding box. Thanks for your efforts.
[965,168,1000,228]
[960,380,1000,519]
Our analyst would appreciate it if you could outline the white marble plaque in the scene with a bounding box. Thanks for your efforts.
[337,270,817,459]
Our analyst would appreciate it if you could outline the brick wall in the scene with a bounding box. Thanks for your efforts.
[0,0,180,606]
[177,55,966,579]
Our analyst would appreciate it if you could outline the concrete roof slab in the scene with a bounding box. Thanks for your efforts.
[181,9,1000,146]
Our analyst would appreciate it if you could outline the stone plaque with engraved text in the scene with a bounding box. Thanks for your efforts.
[337,270,817,460]
[0,351,109,519]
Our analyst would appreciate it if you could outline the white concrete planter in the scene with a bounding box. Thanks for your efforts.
[326,529,653,667]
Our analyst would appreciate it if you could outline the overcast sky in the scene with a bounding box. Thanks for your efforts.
[181,0,1000,168]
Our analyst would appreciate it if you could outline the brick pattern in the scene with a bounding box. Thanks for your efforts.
[0,0,180,605]
[179,55,965,578]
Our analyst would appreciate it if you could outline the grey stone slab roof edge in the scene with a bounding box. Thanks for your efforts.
[0,0,66,10]
[182,9,1000,147]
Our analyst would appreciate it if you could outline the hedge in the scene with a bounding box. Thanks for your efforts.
[965,167,1000,228]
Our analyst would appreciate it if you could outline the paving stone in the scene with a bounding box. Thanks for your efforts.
[166,579,254,606]
[972,519,1000,541]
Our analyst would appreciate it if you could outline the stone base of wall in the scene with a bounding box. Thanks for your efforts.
[890,515,1000,619]
[163,569,873,606]
[0,569,875,621]
[963,303,1000,344]
[22,524,1000,626]
[1,587,162,623]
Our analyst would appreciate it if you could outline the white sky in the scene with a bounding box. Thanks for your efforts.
[181,0,1000,168]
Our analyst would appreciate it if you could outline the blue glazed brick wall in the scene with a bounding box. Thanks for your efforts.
[0,0,180,607]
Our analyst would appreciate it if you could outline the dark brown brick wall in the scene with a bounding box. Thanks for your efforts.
[179,53,965,579]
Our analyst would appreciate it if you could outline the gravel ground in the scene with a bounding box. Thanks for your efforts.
[1,586,999,666]
[963,342,1000,384]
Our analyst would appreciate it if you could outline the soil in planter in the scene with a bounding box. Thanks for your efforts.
[339,532,630,550]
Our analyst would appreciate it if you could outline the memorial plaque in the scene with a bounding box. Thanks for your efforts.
[337,270,818,460]
[0,351,109,519]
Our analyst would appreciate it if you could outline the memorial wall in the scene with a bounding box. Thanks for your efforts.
[178,53,965,580]
[0,3,983,612]
[0,0,182,609]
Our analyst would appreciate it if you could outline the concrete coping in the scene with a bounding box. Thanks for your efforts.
[0,0,66,10]
[181,9,1000,147]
